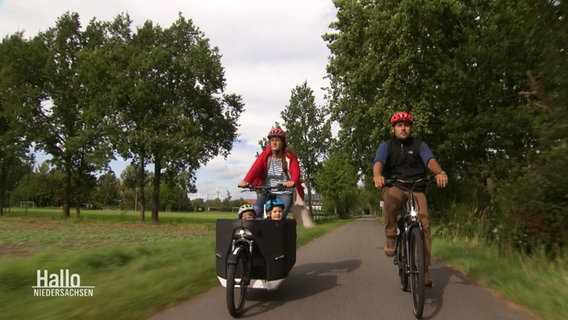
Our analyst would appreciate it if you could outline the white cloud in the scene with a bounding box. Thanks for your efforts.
[0,0,337,201]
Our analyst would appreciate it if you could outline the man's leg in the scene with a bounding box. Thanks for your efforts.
[414,192,433,287]
[382,186,404,256]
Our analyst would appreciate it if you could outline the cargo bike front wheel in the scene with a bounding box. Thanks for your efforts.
[226,246,250,318]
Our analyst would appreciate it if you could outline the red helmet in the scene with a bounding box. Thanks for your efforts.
[267,127,286,140]
[390,111,413,125]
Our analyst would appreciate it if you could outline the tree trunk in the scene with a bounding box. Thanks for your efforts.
[0,167,7,216]
[138,160,146,221]
[62,167,71,217]
[151,156,161,223]
[75,196,81,218]
[139,188,146,221]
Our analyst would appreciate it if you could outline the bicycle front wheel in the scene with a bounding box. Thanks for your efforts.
[409,226,425,318]
[226,248,249,318]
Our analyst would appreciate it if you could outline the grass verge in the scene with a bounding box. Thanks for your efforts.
[0,208,349,320]
[433,237,568,320]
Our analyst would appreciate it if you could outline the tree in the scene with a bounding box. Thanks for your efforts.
[281,81,331,216]
[492,1,568,256]
[92,172,120,208]
[109,14,243,223]
[120,165,151,214]
[314,149,358,218]
[323,0,568,256]
[0,33,47,215]
[35,12,114,217]
[160,170,193,211]
[12,161,65,207]
[324,0,543,202]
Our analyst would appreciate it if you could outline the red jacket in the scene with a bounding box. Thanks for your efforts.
[243,145,305,200]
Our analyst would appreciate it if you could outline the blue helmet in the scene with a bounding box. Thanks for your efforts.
[265,198,285,213]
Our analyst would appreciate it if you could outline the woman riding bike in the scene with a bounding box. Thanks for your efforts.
[238,127,304,219]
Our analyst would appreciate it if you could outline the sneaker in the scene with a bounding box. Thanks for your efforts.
[425,271,433,287]
[384,237,396,257]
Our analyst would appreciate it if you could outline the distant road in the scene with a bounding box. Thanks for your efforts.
[150,217,536,320]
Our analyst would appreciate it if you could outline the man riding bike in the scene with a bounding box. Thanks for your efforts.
[372,111,448,287]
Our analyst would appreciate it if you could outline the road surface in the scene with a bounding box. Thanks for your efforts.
[150,217,535,320]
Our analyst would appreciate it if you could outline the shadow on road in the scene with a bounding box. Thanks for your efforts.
[421,261,473,319]
[241,259,362,317]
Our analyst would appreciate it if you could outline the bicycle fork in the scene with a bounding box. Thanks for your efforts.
[228,232,254,285]
[394,220,423,267]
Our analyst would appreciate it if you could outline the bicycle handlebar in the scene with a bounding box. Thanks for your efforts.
[238,184,292,194]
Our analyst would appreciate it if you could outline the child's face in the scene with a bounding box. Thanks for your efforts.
[242,211,255,220]
[270,206,283,220]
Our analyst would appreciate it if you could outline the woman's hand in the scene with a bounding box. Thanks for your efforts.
[284,181,295,188]
[238,181,249,188]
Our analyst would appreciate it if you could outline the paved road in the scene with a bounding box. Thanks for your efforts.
[150,217,535,320]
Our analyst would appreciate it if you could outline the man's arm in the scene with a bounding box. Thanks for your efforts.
[373,142,388,188]
[419,142,448,188]
[373,161,385,188]
[427,158,448,188]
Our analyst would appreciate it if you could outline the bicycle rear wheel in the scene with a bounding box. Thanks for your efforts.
[409,227,425,318]
[226,248,249,317]
[396,233,409,291]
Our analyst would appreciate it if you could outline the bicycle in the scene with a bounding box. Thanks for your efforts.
[384,176,434,319]
[215,185,296,318]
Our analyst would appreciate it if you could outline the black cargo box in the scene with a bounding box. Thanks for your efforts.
[216,219,296,281]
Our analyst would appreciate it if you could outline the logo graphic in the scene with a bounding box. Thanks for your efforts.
[32,269,95,297]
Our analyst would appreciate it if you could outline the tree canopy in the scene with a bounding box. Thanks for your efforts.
[281,81,332,215]
[0,12,243,220]
[323,0,567,254]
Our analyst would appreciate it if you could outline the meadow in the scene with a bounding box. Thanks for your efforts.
[0,208,348,320]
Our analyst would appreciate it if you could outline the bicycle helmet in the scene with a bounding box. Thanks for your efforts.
[237,203,256,219]
[267,127,286,141]
[264,198,285,213]
[390,111,414,125]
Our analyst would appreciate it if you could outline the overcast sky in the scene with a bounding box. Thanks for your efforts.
[0,0,338,201]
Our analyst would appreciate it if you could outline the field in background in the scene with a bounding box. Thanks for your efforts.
[0,208,348,320]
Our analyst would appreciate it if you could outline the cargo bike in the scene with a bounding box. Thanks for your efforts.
[215,186,297,317]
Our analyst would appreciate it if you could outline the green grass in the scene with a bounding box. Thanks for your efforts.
[9,208,562,319]
[0,208,349,320]
[433,236,568,320]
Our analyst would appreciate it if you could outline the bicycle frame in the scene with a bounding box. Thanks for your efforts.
[397,193,423,282]
[402,186,423,266]
[386,177,432,319]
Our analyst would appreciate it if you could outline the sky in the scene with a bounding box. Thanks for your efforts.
[0,0,338,201]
